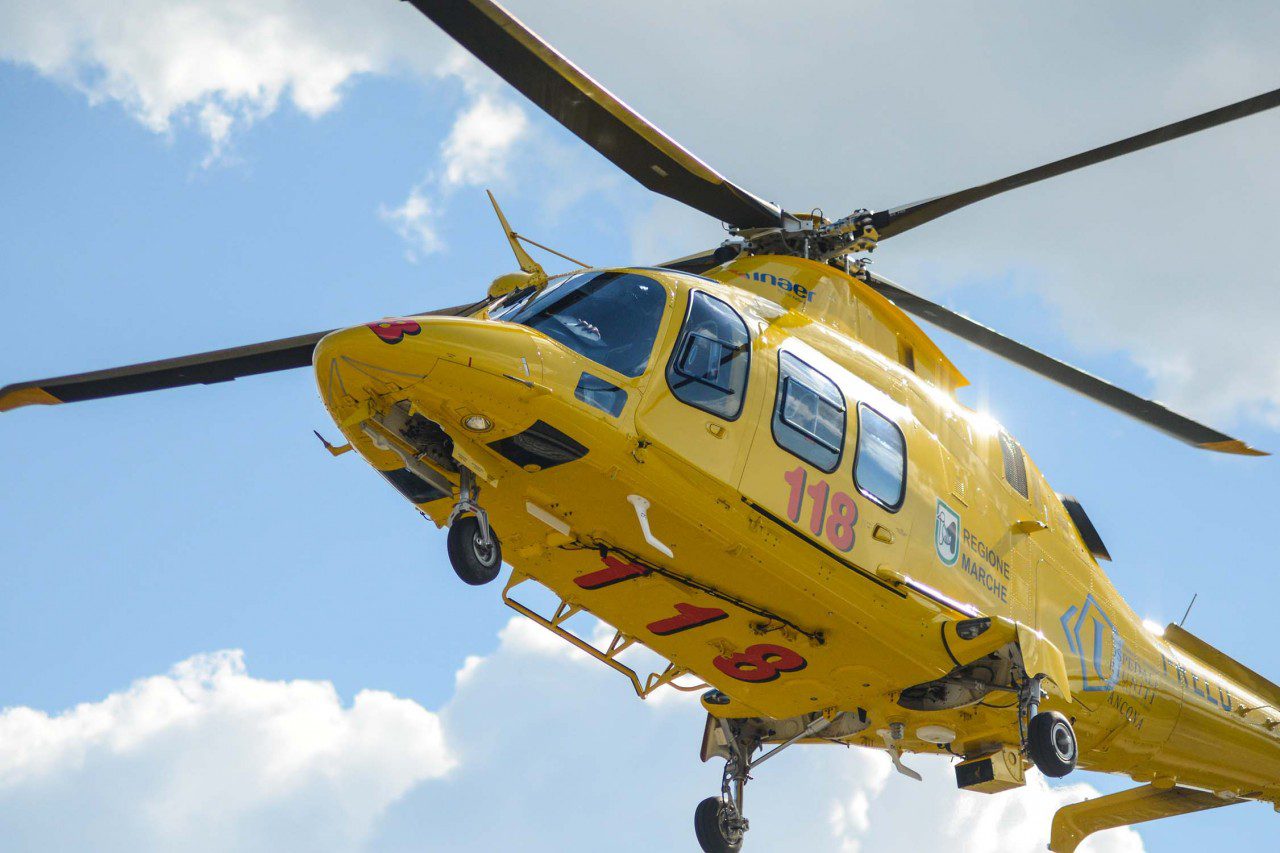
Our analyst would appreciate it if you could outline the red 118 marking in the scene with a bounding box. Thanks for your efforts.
[574,555,649,589]
[713,643,807,683]
[783,466,857,552]
[646,603,728,636]
[573,554,809,682]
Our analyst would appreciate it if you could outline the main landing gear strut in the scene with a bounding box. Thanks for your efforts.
[445,468,502,586]
[1019,674,1078,778]
[696,712,834,853]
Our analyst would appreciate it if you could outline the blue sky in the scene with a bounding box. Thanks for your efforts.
[2,2,1279,851]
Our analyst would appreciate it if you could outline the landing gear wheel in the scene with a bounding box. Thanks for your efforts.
[695,797,743,853]
[1026,711,1077,777]
[446,515,501,586]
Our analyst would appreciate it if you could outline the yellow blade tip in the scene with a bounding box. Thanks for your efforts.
[0,386,62,413]
[1199,439,1269,457]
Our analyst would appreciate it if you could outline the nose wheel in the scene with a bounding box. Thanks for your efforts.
[446,515,502,585]
[445,469,502,586]
[695,795,744,853]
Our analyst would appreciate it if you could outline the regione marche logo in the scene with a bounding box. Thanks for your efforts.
[935,499,960,566]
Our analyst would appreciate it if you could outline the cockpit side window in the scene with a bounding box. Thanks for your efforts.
[505,271,666,378]
[666,291,751,420]
[772,351,845,472]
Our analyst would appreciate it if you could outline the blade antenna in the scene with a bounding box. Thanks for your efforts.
[487,190,546,282]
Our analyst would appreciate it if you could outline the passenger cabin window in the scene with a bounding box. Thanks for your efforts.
[504,271,666,378]
[772,352,845,472]
[854,404,906,510]
[999,431,1029,498]
[667,291,751,419]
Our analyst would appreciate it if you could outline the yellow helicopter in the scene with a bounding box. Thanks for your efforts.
[4,2,1280,851]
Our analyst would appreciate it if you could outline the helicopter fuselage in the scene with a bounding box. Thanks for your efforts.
[313,253,1280,804]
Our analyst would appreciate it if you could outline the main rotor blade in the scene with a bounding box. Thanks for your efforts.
[0,302,484,412]
[862,272,1266,456]
[871,86,1280,240]
[406,0,782,229]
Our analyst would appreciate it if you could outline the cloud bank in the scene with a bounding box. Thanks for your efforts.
[0,0,440,152]
[1,619,1143,851]
[0,650,453,852]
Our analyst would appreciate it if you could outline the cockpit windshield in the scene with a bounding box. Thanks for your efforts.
[498,271,667,378]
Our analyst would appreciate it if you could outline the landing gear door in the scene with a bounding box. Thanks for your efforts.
[635,290,761,486]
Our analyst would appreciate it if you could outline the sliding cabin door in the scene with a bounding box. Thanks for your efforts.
[737,339,914,583]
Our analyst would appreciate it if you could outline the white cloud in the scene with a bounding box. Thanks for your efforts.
[819,747,1143,853]
[0,650,454,852]
[379,181,444,262]
[0,0,535,256]
[380,85,531,260]
[0,0,437,154]
[0,619,1149,852]
[828,752,891,853]
[440,93,528,189]
[494,607,591,662]
[948,773,1144,853]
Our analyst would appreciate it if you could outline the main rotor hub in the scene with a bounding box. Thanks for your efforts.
[731,208,880,262]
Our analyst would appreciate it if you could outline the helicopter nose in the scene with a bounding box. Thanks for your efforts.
[312,315,545,414]
[312,318,434,403]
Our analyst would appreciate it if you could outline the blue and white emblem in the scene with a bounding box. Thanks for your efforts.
[1061,595,1123,692]
[935,499,960,566]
